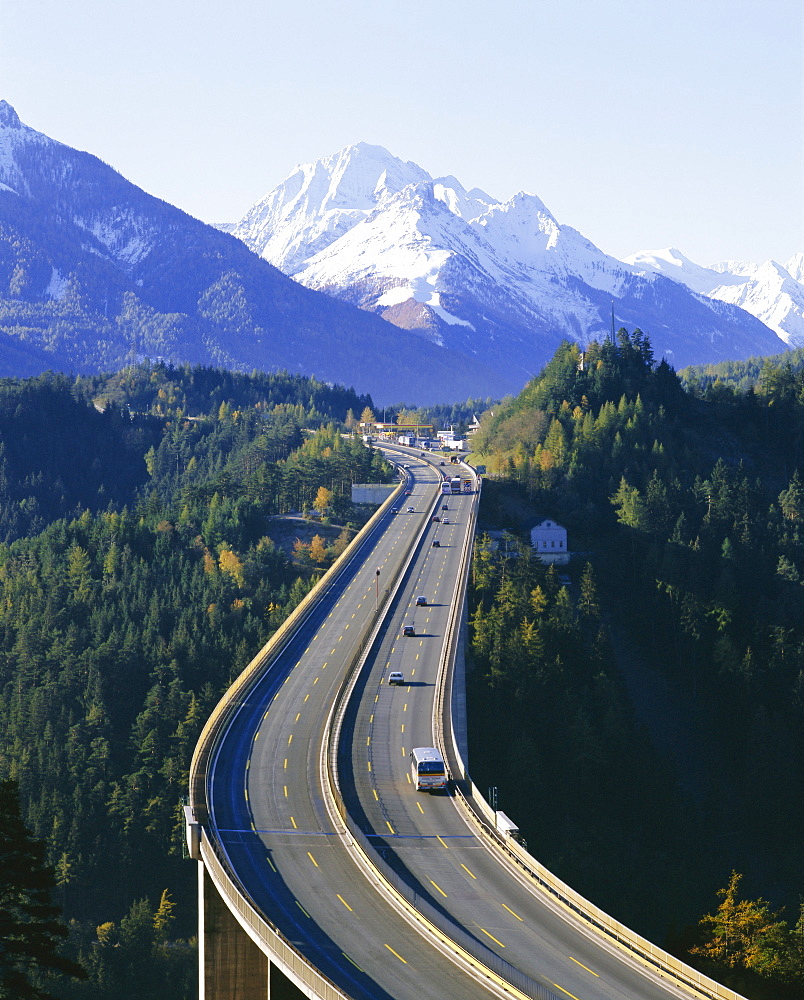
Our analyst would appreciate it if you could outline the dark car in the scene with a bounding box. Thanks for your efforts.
[432,539,440,547]
[402,625,416,636]
[432,515,440,522]
[415,596,427,606]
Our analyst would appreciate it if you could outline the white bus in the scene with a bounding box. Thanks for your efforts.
[440,480,452,495]
[449,476,462,494]
[409,747,447,791]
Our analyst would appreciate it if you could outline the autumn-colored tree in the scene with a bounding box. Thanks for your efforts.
[690,872,788,977]
[314,486,333,514]
[218,548,245,587]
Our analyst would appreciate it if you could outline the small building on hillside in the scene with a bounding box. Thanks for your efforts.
[530,518,569,564]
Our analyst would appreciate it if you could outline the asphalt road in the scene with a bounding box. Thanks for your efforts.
[207,456,511,1000]
[206,447,702,1000]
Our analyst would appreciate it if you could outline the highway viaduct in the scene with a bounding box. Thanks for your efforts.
[186,446,746,1000]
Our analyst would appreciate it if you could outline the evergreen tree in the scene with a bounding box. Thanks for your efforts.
[0,779,85,999]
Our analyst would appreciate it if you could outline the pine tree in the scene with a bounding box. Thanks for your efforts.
[0,779,85,999]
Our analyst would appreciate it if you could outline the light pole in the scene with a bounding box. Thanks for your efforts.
[375,568,380,611]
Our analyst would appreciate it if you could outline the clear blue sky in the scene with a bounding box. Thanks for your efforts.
[2,0,802,266]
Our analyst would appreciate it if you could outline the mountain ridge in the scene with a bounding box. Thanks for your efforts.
[0,104,509,404]
[231,142,790,377]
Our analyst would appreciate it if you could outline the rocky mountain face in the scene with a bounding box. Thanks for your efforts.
[231,142,787,379]
[0,104,505,404]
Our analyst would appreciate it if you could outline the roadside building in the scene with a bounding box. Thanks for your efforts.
[530,518,569,564]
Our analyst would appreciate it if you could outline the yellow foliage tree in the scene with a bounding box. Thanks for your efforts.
[219,548,245,587]
[309,534,328,565]
[314,486,333,513]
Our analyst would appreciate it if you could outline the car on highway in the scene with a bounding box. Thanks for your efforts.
[402,625,416,636]
[391,507,398,513]
[415,596,427,606]
[439,461,445,465]
[442,504,449,510]
[443,518,450,524]
[431,515,440,522]
[388,671,404,685]
[432,539,440,547]
[407,506,415,513]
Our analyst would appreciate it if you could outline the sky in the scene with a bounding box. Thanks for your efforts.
[1,0,802,267]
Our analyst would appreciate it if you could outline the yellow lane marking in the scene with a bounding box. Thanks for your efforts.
[314,677,319,684]
[417,801,424,814]
[337,894,353,911]
[401,724,404,733]
[304,694,309,702]
[375,694,379,703]
[250,821,255,831]
[366,736,371,746]
[296,901,310,918]
[344,623,350,629]
[373,789,379,801]
[429,879,447,898]
[406,773,411,783]
[502,902,523,921]
[342,952,364,972]
[266,855,276,872]
[322,662,327,668]
[264,710,269,719]
[338,635,343,642]
[244,790,249,801]
[283,785,288,797]
[284,676,289,684]
[351,613,356,619]
[246,760,250,770]
[287,734,293,745]
[461,863,477,879]
[295,713,301,722]
[367,761,372,771]
[553,986,582,1000]
[290,816,297,829]
[569,956,599,977]
[369,713,374,723]
[419,639,423,646]
[436,835,449,850]
[415,654,419,660]
[283,758,287,769]
[386,821,395,834]
[384,944,407,964]
[253,731,259,740]
[480,927,505,948]
[403,703,407,711]
[401,747,405,756]
[307,852,318,867]
[331,648,336,655]
[411,669,415,676]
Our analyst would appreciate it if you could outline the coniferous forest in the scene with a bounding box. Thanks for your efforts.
[467,332,804,999]
[0,362,391,999]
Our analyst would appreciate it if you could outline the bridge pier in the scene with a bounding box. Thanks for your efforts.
[198,864,305,1000]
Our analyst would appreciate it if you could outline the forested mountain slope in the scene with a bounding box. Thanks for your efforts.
[0,363,392,999]
[469,333,804,999]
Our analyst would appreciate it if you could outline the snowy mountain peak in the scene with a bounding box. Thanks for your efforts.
[627,246,804,347]
[0,101,21,129]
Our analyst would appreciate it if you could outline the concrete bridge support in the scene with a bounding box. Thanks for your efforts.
[198,864,306,1000]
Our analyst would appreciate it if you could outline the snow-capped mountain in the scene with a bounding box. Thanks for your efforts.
[0,103,512,402]
[625,248,804,348]
[231,143,786,378]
